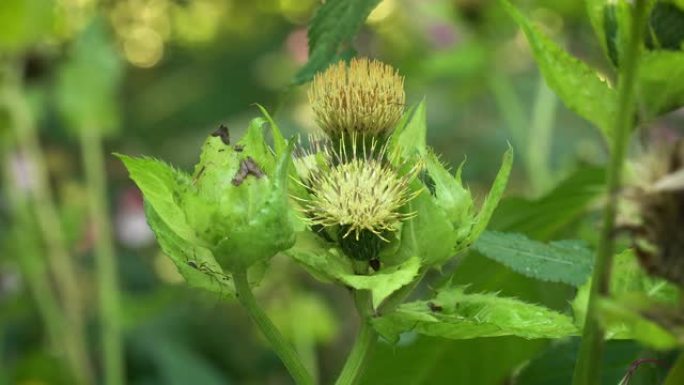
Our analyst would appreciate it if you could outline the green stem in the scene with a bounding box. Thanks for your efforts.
[2,61,94,385]
[334,290,377,385]
[663,352,684,385]
[1,139,64,354]
[79,131,124,385]
[232,269,314,385]
[527,77,557,195]
[572,2,648,385]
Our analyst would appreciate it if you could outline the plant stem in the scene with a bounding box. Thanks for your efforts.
[2,139,64,355]
[571,2,648,385]
[334,290,377,385]
[232,268,314,385]
[2,61,94,385]
[79,131,124,385]
[527,77,557,195]
[663,353,684,385]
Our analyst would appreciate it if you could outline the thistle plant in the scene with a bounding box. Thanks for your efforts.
[118,57,601,385]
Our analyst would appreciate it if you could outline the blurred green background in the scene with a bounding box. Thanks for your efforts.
[1,0,681,384]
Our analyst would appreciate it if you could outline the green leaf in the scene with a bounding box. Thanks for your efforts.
[116,154,199,246]
[392,99,428,159]
[362,336,545,385]
[56,19,122,136]
[339,256,422,309]
[502,0,618,141]
[517,339,665,385]
[465,146,514,246]
[238,117,275,173]
[293,0,381,84]
[572,249,680,343]
[425,150,473,228]
[255,103,287,156]
[597,297,679,350]
[639,51,684,118]
[473,231,594,287]
[144,203,234,297]
[491,166,605,240]
[373,286,578,343]
[397,191,458,267]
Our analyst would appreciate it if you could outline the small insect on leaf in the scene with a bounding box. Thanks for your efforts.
[427,301,443,312]
[231,157,265,186]
[234,144,244,152]
[211,124,230,145]
[369,258,381,271]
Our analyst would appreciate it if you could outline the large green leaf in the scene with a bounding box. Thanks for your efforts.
[473,231,594,287]
[372,286,578,343]
[517,339,667,385]
[116,154,199,246]
[362,336,545,385]
[490,166,605,240]
[502,0,618,141]
[293,0,381,84]
[339,256,422,309]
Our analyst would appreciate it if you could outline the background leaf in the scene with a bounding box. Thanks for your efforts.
[293,0,381,84]
[502,0,618,141]
[490,166,605,240]
[473,231,594,287]
[638,51,684,119]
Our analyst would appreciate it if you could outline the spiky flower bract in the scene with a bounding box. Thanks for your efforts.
[308,57,405,138]
[295,137,420,261]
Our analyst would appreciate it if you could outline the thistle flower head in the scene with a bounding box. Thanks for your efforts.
[308,57,405,138]
[295,137,420,243]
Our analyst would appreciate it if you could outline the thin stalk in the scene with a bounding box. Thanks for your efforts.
[2,144,64,353]
[2,61,93,385]
[334,290,377,385]
[663,353,684,385]
[571,2,648,385]
[232,268,314,385]
[527,77,557,195]
[79,131,124,385]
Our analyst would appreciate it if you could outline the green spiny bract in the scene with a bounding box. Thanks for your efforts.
[181,123,295,271]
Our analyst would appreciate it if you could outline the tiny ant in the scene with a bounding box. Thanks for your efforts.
[211,124,230,145]
[234,144,244,152]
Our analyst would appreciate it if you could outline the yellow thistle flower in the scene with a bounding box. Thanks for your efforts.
[295,137,420,244]
[308,57,405,138]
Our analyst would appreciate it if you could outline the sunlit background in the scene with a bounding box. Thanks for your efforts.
[1,0,683,384]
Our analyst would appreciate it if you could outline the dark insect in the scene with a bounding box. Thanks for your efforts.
[369,258,381,271]
[211,124,230,145]
[231,157,265,186]
[234,144,244,152]
[628,141,684,287]
[427,301,443,312]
